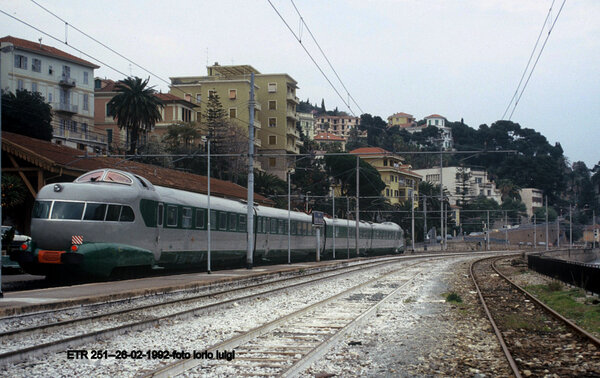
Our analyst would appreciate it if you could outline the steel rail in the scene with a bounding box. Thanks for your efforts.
[0,257,408,365]
[491,258,600,347]
[280,270,420,377]
[0,256,400,325]
[470,256,522,378]
[143,261,428,377]
[0,255,405,319]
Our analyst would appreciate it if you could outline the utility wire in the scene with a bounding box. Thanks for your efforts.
[30,0,171,89]
[267,0,356,116]
[507,0,567,120]
[501,0,556,120]
[289,0,364,114]
[0,9,128,78]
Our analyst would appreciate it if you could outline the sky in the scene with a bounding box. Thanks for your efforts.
[1,0,599,168]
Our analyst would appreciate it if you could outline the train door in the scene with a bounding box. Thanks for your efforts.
[155,203,163,253]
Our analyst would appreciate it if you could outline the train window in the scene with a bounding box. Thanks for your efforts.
[210,210,217,230]
[84,203,107,221]
[265,218,270,233]
[195,209,205,229]
[120,206,135,222]
[219,212,227,230]
[105,171,133,185]
[32,200,52,219]
[229,213,237,231]
[238,215,246,231]
[257,217,263,233]
[270,219,277,234]
[50,201,85,220]
[166,206,178,227]
[76,171,103,183]
[290,221,296,235]
[182,208,192,228]
[157,204,164,226]
[106,204,121,221]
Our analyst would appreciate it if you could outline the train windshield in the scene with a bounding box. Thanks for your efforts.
[51,201,85,220]
[32,201,52,219]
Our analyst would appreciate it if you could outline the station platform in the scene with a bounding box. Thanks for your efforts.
[0,258,371,317]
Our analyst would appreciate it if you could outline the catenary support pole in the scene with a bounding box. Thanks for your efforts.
[207,138,211,274]
[569,204,572,248]
[486,210,490,251]
[355,155,359,256]
[423,195,427,248]
[533,214,537,249]
[332,187,335,259]
[346,196,350,259]
[287,170,291,264]
[545,196,549,251]
[411,192,415,252]
[246,73,255,269]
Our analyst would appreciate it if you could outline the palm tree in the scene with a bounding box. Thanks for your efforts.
[108,76,164,154]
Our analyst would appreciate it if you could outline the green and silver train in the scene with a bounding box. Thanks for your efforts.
[11,169,404,277]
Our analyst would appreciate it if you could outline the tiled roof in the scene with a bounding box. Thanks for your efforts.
[424,114,445,119]
[0,36,99,69]
[2,132,271,205]
[155,93,196,107]
[314,132,345,142]
[94,79,118,93]
[95,82,195,107]
[349,147,390,155]
[388,112,413,118]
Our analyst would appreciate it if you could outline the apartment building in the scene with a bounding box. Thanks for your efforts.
[94,79,197,149]
[170,63,301,179]
[519,188,544,219]
[315,114,359,139]
[298,111,316,140]
[349,147,422,206]
[413,166,501,206]
[314,131,346,151]
[0,36,105,152]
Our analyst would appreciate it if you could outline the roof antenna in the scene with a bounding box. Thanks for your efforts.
[38,37,42,48]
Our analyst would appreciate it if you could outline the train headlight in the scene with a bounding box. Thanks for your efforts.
[53,184,63,192]
[70,245,78,252]
[20,243,28,250]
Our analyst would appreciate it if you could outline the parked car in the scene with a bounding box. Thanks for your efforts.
[2,226,31,271]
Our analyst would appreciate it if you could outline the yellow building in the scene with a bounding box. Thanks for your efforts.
[170,63,301,179]
[387,112,416,128]
[349,147,422,205]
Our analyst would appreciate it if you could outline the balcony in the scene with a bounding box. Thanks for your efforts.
[52,102,78,115]
[59,75,77,88]
[287,126,300,138]
[286,92,299,104]
[253,102,261,111]
[286,110,298,121]
[53,127,107,144]
[252,119,261,129]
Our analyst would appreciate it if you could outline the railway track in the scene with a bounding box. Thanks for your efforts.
[143,261,424,377]
[0,256,415,366]
[471,255,600,376]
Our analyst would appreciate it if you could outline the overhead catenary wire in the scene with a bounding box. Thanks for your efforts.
[501,0,556,120]
[289,0,364,114]
[0,9,128,78]
[506,0,567,120]
[266,0,356,117]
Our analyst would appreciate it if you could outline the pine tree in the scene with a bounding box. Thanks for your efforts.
[203,91,229,179]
